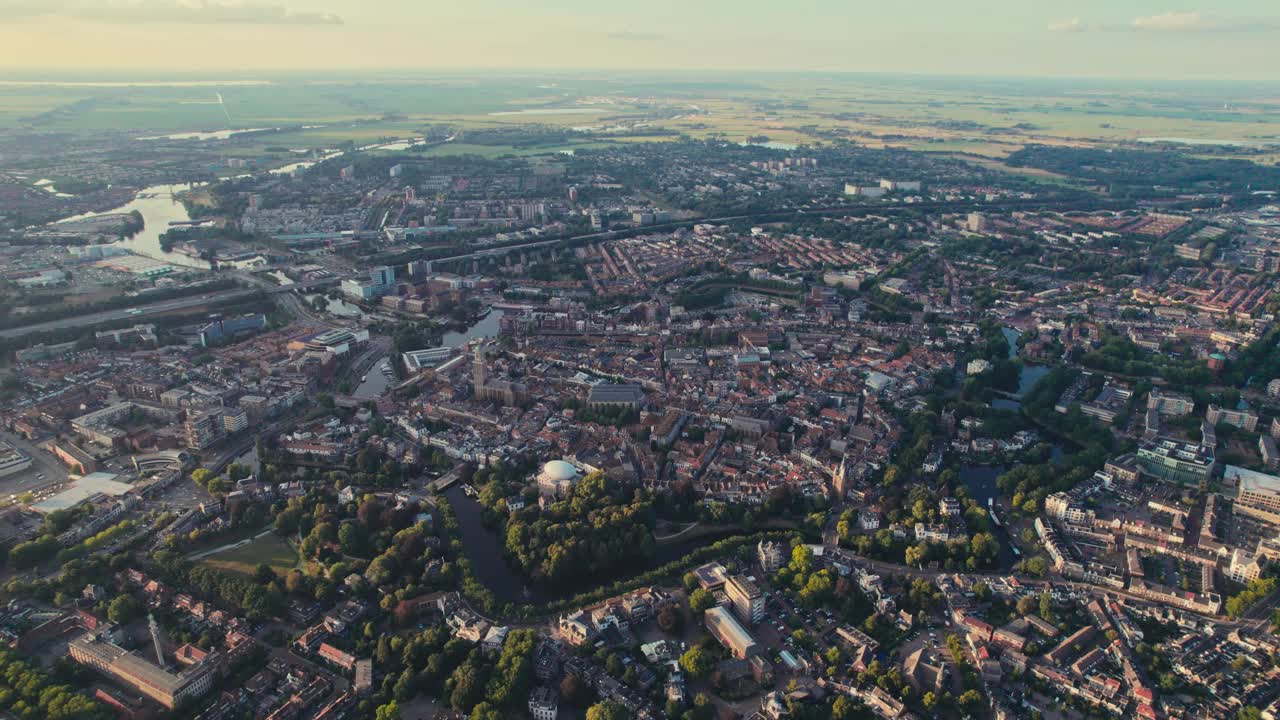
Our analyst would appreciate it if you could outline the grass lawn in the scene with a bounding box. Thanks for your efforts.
[200,532,301,577]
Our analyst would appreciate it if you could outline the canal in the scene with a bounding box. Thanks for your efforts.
[350,310,506,401]
[443,484,753,606]
[997,326,1050,408]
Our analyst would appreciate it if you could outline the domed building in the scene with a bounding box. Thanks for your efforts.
[536,459,581,497]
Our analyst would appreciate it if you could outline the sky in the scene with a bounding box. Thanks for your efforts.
[0,0,1276,81]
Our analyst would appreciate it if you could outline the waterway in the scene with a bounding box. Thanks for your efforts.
[350,310,505,400]
[488,108,608,116]
[999,326,1050,405]
[56,183,212,270]
[352,358,395,400]
[443,484,750,605]
[440,310,503,348]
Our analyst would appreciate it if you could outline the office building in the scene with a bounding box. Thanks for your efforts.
[1136,437,1215,487]
[725,575,765,626]
[705,606,760,659]
[199,314,266,347]
[341,266,396,302]
[402,347,457,372]
[70,626,218,710]
[1230,465,1280,526]
[0,440,33,478]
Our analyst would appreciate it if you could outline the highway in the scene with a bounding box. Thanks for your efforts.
[0,288,265,339]
[0,277,345,341]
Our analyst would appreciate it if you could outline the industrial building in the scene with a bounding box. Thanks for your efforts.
[69,625,218,710]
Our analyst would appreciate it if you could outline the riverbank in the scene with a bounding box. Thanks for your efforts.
[440,487,798,620]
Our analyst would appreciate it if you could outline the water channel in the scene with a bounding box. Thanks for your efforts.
[350,310,506,400]
[442,484,747,606]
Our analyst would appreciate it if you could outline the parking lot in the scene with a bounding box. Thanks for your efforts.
[0,430,69,501]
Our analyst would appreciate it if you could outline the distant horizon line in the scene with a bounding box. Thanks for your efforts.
[0,67,1275,88]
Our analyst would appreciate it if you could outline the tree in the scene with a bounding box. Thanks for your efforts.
[657,604,684,634]
[339,523,366,555]
[469,702,503,720]
[689,588,716,613]
[790,544,815,575]
[1039,592,1054,622]
[958,689,985,713]
[1016,595,1037,615]
[190,468,214,488]
[586,701,628,720]
[449,662,485,711]
[832,695,858,720]
[560,673,587,706]
[374,701,401,720]
[107,595,143,624]
[679,646,716,678]
[973,582,992,601]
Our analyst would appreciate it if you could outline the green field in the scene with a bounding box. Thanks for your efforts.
[200,532,301,577]
[4,73,1278,167]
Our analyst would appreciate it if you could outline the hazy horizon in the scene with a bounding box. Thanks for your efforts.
[0,1,1277,82]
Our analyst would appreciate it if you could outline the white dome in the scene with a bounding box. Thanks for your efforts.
[541,460,579,482]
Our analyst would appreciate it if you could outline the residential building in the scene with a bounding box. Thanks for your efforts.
[757,540,785,574]
[1206,404,1259,432]
[725,575,765,626]
[1147,388,1195,416]
[529,686,558,720]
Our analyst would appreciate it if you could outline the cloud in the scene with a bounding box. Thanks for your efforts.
[1049,10,1272,34]
[1047,17,1089,33]
[607,31,667,41]
[0,0,342,25]
[1130,11,1273,32]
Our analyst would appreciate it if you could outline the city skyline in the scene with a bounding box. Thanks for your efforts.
[0,1,1276,81]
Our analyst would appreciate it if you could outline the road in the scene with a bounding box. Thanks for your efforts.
[0,288,264,339]
[1,277,344,341]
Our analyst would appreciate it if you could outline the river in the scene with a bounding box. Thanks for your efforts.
[47,141,357,269]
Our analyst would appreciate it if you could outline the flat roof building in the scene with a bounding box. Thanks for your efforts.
[1230,465,1280,526]
[69,625,217,709]
[725,575,765,626]
[1136,437,1215,487]
[705,605,760,659]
